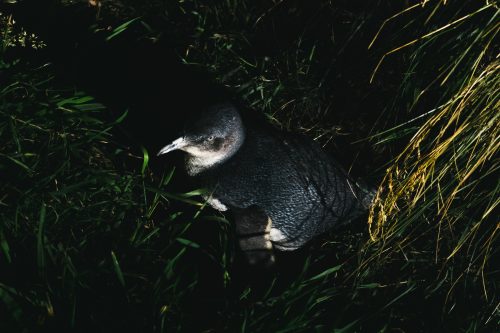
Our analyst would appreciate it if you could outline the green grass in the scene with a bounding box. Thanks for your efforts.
[0,48,227,331]
[1,0,499,332]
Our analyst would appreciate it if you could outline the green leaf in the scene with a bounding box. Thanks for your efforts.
[113,109,129,124]
[111,251,126,287]
[141,146,149,176]
[162,167,176,186]
[57,96,94,107]
[1,154,32,173]
[180,188,208,197]
[0,227,11,264]
[306,264,342,282]
[37,203,46,275]
[358,283,381,289]
[176,237,200,249]
[106,17,141,41]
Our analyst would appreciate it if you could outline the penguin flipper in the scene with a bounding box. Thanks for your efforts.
[233,205,275,267]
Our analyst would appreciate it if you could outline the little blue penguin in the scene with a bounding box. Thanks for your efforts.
[158,103,373,264]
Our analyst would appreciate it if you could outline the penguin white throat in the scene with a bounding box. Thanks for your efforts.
[185,129,245,176]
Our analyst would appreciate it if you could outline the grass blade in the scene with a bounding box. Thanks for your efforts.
[111,251,126,287]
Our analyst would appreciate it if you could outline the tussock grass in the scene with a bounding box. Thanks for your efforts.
[366,59,499,318]
[362,0,499,322]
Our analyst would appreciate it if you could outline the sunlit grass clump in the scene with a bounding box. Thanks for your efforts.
[368,58,499,301]
[363,0,499,326]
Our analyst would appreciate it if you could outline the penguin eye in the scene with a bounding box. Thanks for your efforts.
[207,135,215,142]
[211,137,223,150]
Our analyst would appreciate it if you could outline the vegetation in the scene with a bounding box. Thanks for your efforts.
[0,0,498,332]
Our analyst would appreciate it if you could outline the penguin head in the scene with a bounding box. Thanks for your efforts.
[157,103,245,175]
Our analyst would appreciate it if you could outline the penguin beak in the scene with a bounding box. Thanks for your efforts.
[157,137,188,156]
